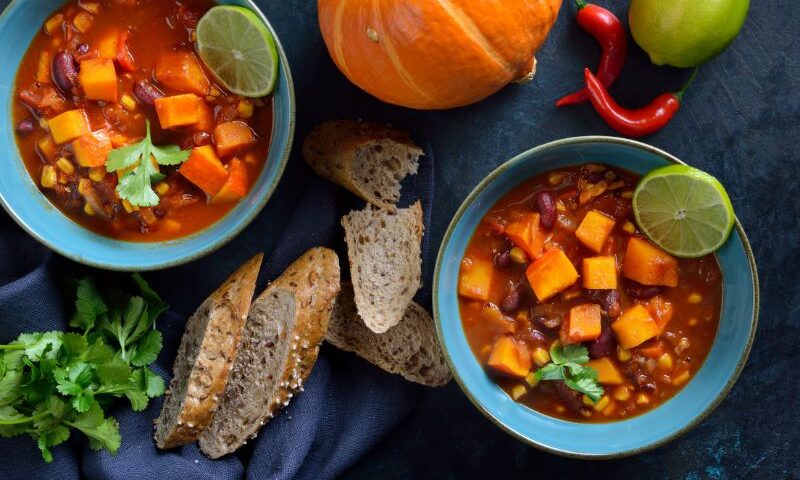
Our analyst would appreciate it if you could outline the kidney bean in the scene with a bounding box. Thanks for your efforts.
[587,289,621,317]
[533,315,562,330]
[52,51,78,95]
[76,43,89,55]
[583,171,604,184]
[16,119,35,135]
[588,327,615,359]
[533,191,556,229]
[500,285,522,313]
[493,249,512,269]
[624,280,663,300]
[555,381,584,414]
[193,131,212,146]
[133,80,164,105]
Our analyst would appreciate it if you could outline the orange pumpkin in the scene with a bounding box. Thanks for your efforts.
[318,0,562,110]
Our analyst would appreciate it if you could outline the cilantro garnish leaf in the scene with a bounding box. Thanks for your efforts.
[0,274,167,462]
[536,343,604,403]
[106,120,191,207]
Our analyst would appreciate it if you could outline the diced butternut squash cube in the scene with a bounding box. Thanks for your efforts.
[155,94,202,129]
[575,210,616,253]
[525,248,579,301]
[566,303,602,343]
[196,100,214,133]
[36,135,59,161]
[646,295,674,333]
[211,158,249,204]
[48,109,90,144]
[487,336,532,378]
[213,121,257,158]
[179,145,228,196]
[458,257,494,301]
[72,130,112,167]
[588,358,624,385]
[481,303,516,335]
[505,213,545,260]
[582,256,618,290]
[622,237,679,287]
[154,51,210,96]
[97,30,118,59]
[36,51,51,83]
[612,304,660,349]
[78,58,118,102]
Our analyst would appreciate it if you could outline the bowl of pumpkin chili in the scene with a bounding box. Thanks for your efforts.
[0,0,294,270]
[434,136,758,458]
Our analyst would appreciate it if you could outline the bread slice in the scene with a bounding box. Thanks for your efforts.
[198,248,341,459]
[154,254,262,449]
[326,283,451,387]
[342,202,423,334]
[303,120,423,210]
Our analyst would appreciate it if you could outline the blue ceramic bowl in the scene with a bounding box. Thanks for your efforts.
[434,136,759,458]
[0,0,294,271]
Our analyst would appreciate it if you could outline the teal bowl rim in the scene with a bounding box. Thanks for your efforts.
[0,0,295,271]
[433,135,760,459]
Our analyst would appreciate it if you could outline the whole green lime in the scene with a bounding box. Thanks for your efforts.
[629,0,749,68]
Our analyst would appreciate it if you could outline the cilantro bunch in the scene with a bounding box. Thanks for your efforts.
[106,120,191,207]
[536,343,604,402]
[0,274,167,462]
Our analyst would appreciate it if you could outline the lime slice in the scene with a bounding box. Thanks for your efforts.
[196,6,278,97]
[633,165,735,258]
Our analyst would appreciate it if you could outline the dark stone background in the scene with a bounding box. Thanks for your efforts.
[2,0,797,478]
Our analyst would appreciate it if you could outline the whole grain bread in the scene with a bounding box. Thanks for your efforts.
[326,283,451,387]
[198,248,341,459]
[342,202,423,334]
[303,120,423,210]
[154,254,262,450]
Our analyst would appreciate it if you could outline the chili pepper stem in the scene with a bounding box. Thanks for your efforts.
[575,0,588,10]
[675,68,700,102]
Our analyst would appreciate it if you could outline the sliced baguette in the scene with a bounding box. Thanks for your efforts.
[326,283,451,387]
[303,120,423,210]
[198,248,341,459]
[154,254,262,449]
[342,202,423,333]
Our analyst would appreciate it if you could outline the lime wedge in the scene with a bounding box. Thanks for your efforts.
[633,165,735,258]
[196,6,278,97]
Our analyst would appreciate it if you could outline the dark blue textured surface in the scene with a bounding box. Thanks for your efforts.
[1,0,798,479]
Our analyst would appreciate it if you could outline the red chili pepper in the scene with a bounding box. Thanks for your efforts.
[583,68,697,138]
[556,0,627,108]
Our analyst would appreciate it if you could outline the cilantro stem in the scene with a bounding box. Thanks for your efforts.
[0,344,26,350]
[0,412,48,425]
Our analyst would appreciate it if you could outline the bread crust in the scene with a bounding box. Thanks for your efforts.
[303,120,423,210]
[154,254,262,449]
[198,248,340,458]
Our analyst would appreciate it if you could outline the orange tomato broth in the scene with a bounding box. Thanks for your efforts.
[458,165,722,422]
[12,0,273,242]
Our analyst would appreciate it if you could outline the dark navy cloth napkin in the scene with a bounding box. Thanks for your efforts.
[0,145,435,480]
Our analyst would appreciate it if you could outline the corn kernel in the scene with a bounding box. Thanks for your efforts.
[122,200,138,213]
[44,14,64,35]
[555,405,566,414]
[56,157,75,174]
[622,221,636,234]
[79,1,100,14]
[237,100,254,119]
[672,370,691,386]
[636,393,650,405]
[532,347,550,367]
[58,172,68,185]
[689,317,698,327]
[617,346,632,362]
[688,293,702,304]
[548,172,565,186]
[582,395,594,407]
[154,182,170,196]
[509,247,528,264]
[612,386,630,402]
[209,86,222,97]
[525,372,539,388]
[89,167,106,182]
[511,384,527,401]
[77,178,91,195]
[72,12,94,33]
[120,94,137,111]
[621,190,634,199]
[657,353,674,371]
[191,30,197,42]
[161,219,181,234]
[593,395,610,412]
[243,152,258,164]
[83,203,95,216]
[40,166,57,189]
[39,118,49,131]
[602,400,617,416]
[515,310,530,323]
[556,200,566,212]
[580,409,593,418]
